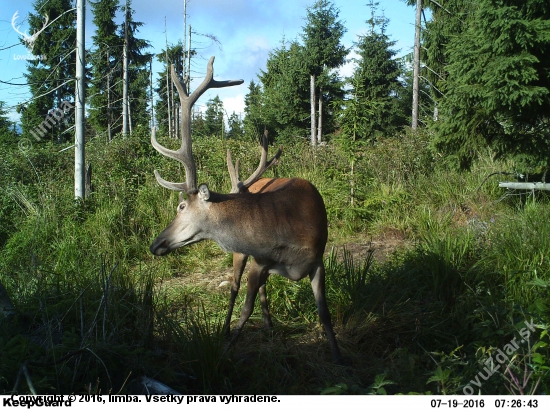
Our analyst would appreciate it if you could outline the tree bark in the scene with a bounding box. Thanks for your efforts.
[310,74,316,147]
[165,18,172,138]
[122,3,129,136]
[149,57,154,132]
[411,0,422,129]
[350,159,355,206]
[171,78,176,138]
[128,92,133,134]
[187,26,192,93]
[107,49,112,142]
[317,89,323,144]
[74,0,86,199]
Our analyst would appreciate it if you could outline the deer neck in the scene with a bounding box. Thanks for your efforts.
[201,192,264,254]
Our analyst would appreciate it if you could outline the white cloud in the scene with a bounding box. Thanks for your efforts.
[222,94,245,116]
[243,35,270,66]
[339,50,359,79]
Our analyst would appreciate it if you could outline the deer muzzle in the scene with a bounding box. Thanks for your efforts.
[150,237,172,256]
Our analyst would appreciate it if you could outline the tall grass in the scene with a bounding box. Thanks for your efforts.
[1,128,549,394]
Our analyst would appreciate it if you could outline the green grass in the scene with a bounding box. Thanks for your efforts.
[1,127,549,394]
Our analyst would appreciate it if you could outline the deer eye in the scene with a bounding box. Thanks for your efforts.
[178,203,185,212]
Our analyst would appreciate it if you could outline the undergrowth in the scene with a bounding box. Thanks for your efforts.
[0,127,549,394]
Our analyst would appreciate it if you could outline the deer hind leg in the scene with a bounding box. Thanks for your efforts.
[309,262,343,363]
[225,253,248,337]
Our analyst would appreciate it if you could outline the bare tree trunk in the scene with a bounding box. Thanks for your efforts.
[350,104,356,206]
[317,89,323,144]
[411,0,422,129]
[107,49,112,142]
[310,74,316,147]
[171,81,177,138]
[122,2,129,136]
[350,159,355,206]
[187,26,192,93]
[183,0,187,81]
[150,57,154,131]
[165,18,172,138]
[175,103,179,138]
[128,92,133,135]
[57,64,62,145]
[74,0,86,199]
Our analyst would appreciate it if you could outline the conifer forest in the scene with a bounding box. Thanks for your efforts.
[0,0,549,395]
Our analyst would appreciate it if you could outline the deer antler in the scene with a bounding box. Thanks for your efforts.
[11,11,29,39]
[227,130,283,194]
[152,56,244,193]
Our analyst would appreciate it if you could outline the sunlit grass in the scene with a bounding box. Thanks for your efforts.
[1,129,549,394]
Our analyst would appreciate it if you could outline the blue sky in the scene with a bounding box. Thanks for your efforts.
[0,0,418,123]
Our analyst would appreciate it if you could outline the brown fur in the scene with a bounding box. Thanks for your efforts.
[151,178,342,362]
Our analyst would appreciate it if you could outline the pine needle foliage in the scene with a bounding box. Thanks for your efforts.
[433,0,550,172]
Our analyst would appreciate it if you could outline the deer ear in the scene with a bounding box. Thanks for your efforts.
[198,184,210,201]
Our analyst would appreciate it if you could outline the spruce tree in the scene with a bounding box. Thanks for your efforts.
[0,102,16,145]
[243,80,264,141]
[191,111,207,137]
[433,0,550,172]
[154,42,184,137]
[301,0,347,145]
[258,40,310,142]
[204,96,224,137]
[89,0,121,140]
[118,1,151,134]
[421,0,470,121]
[347,7,407,140]
[21,0,75,144]
[226,112,244,140]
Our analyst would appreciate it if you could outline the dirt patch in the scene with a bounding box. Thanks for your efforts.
[161,229,411,292]
[162,266,234,292]
[329,228,410,264]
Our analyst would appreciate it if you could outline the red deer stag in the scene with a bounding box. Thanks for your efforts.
[150,57,342,363]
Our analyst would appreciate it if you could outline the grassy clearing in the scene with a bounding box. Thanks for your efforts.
[1,127,549,394]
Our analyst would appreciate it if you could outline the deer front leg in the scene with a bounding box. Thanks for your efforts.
[224,253,248,337]
[259,282,273,329]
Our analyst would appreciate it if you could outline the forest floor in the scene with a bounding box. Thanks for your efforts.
[160,231,411,294]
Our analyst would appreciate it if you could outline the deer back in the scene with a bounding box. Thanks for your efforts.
[150,178,327,263]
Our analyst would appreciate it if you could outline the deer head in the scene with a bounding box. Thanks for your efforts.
[150,57,280,255]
